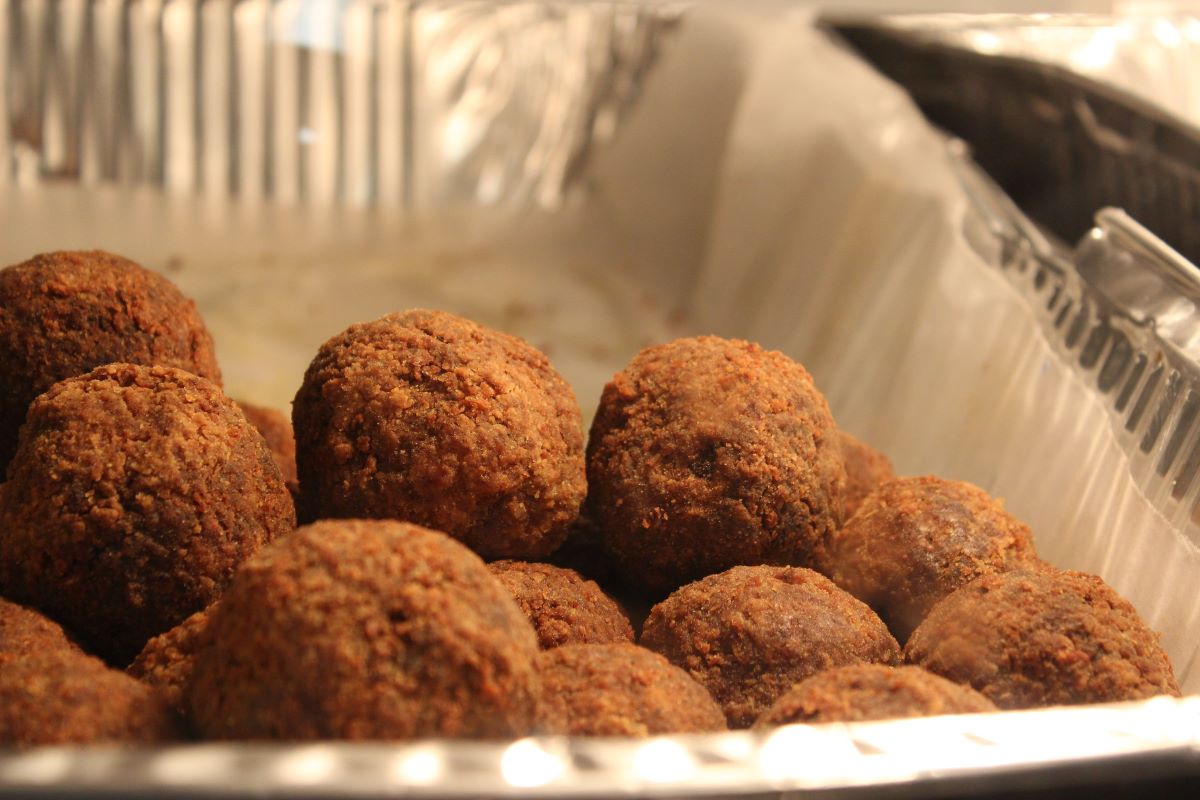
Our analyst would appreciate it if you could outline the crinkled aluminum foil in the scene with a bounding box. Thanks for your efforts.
[873,12,1200,127]
[1,0,676,207]
[2,3,1200,799]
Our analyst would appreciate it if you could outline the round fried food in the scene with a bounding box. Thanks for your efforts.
[0,650,180,748]
[0,364,295,665]
[537,643,726,736]
[0,597,82,657]
[293,309,585,560]
[187,519,541,740]
[839,431,895,520]
[0,250,220,469]
[128,604,216,716]
[586,336,845,595]
[238,401,298,485]
[905,568,1180,709]
[488,561,633,649]
[820,476,1038,643]
[641,566,900,728]
[755,664,996,727]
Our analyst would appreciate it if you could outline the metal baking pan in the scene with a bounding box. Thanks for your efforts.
[1,2,1198,797]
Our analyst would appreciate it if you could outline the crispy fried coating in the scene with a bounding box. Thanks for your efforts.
[187,519,541,740]
[641,566,900,728]
[838,431,895,520]
[293,310,585,560]
[0,250,220,469]
[237,402,298,486]
[906,568,1180,709]
[488,561,633,649]
[128,604,216,716]
[537,643,727,736]
[755,664,995,727]
[820,476,1039,643]
[586,337,846,595]
[0,597,82,657]
[0,650,181,748]
[0,364,295,665]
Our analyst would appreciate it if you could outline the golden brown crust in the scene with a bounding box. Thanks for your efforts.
[187,519,541,740]
[237,402,298,486]
[0,364,295,665]
[537,643,727,736]
[293,310,586,560]
[838,431,895,520]
[820,476,1039,643]
[0,650,181,748]
[641,566,901,728]
[488,561,634,649]
[905,568,1180,709]
[0,250,221,469]
[0,597,83,657]
[586,337,846,595]
[755,664,996,727]
[128,604,216,717]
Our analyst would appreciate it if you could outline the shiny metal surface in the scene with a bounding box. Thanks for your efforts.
[2,4,1200,798]
[1,0,675,207]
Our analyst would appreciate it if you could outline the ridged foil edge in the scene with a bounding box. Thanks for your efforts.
[0,697,1197,797]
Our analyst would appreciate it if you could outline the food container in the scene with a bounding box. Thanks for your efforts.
[1,2,1198,797]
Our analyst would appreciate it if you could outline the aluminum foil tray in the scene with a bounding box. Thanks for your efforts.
[2,2,1200,797]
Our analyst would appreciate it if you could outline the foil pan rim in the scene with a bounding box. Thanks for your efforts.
[0,698,1195,796]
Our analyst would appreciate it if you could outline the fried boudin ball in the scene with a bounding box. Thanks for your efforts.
[839,431,895,520]
[187,519,541,740]
[586,337,845,595]
[0,597,82,657]
[537,643,727,736]
[488,561,633,649]
[237,401,298,485]
[0,364,295,665]
[755,664,996,727]
[820,476,1038,643]
[641,566,900,728]
[906,568,1180,709]
[0,250,221,469]
[128,604,216,716]
[293,310,585,560]
[0,650,181,748]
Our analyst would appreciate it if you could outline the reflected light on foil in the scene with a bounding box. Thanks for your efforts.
[1154,19,1183,49]
[389,746,443,785]
[150,747,238,784]
[1071,28,1119,71]
[273,745,338,785]
[967,30,1003,55]
[0,749,73,784]
[500,739,565,788]
[759,725,859,782]
[632,738,696,783]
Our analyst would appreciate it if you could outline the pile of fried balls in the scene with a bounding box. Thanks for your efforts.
[0,251,1180,748]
